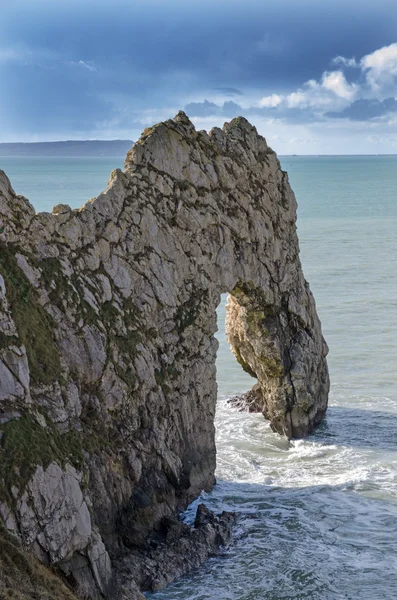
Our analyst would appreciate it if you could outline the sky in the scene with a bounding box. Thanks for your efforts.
[1,0,397,153]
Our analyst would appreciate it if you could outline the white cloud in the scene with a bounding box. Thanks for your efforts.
[78,60,97,72]
[257,70,358,114]
[321,71,357,100]
[332,56,359,68]
[332,42,397,98]
[256,42,397,119]
[186,41,397,134]
[69,60,97,72]
[281,71,357,110]
[360,42,397,93]
[258,94,282,108]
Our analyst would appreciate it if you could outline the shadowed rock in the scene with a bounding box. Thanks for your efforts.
[228,383,264,413]
[117,504,235,597]
[0,112,329,597]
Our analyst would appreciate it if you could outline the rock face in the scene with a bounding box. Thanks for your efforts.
[117,504,235,597]
[0,112,329,596]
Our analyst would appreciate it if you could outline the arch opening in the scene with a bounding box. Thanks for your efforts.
[212,278,329,440]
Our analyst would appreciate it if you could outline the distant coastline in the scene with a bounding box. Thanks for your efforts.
[0,141,396,159]
[0,140,133,157]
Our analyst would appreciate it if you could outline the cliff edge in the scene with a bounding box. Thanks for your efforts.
[0,112,329,597]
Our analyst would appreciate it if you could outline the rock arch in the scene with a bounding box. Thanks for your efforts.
[0,112,329,594]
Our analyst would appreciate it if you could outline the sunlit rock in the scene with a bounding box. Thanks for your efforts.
[0,112,329,597]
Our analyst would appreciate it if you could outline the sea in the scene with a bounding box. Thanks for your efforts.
[1,154,397,600]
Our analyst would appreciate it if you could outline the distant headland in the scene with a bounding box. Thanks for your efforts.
[0,140,133,157]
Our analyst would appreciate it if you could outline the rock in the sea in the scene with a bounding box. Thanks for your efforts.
[117,503,235,595]
[0,112,329,597]
[228,382,264,413]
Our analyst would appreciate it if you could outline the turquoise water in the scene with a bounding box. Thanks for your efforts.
[0,156,123,213]
[2,155,397,599]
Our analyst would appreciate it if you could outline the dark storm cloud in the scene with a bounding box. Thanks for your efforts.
[1,0,397,139]
[326,98,397,121]
[223,101,245,117]
[184,100,223,117]
[5,0,396,87]
[0,62,115,134]
[184,100,247,119]
[213,88,244,97]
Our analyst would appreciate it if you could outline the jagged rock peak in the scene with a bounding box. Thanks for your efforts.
[124,111,270,184]
[0,112,329,598]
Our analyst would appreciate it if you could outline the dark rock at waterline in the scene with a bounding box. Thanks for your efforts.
[228,383,264,413]
[117,504,236,597]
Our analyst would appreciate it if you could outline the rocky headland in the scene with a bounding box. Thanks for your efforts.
[0,112,329,598]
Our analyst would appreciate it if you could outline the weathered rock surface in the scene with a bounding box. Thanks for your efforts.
[0,112,329,597]
[228,382,264,413]
[0,518,79,600]
[117,504,235,597]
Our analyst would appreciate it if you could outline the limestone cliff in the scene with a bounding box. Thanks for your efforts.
[0,112,329,597]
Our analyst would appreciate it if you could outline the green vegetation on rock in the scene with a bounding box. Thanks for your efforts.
[0,244,62,385]
[175,290,208,333]
[233,346,257,379]
[0,520,77,600]
[0,414,83,505]
[258,354,283,379]
[40,256,71,307]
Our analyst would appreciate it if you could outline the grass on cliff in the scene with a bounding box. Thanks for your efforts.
[0,244,62,385]
[0,520,78,600]
[0,414,84,506]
